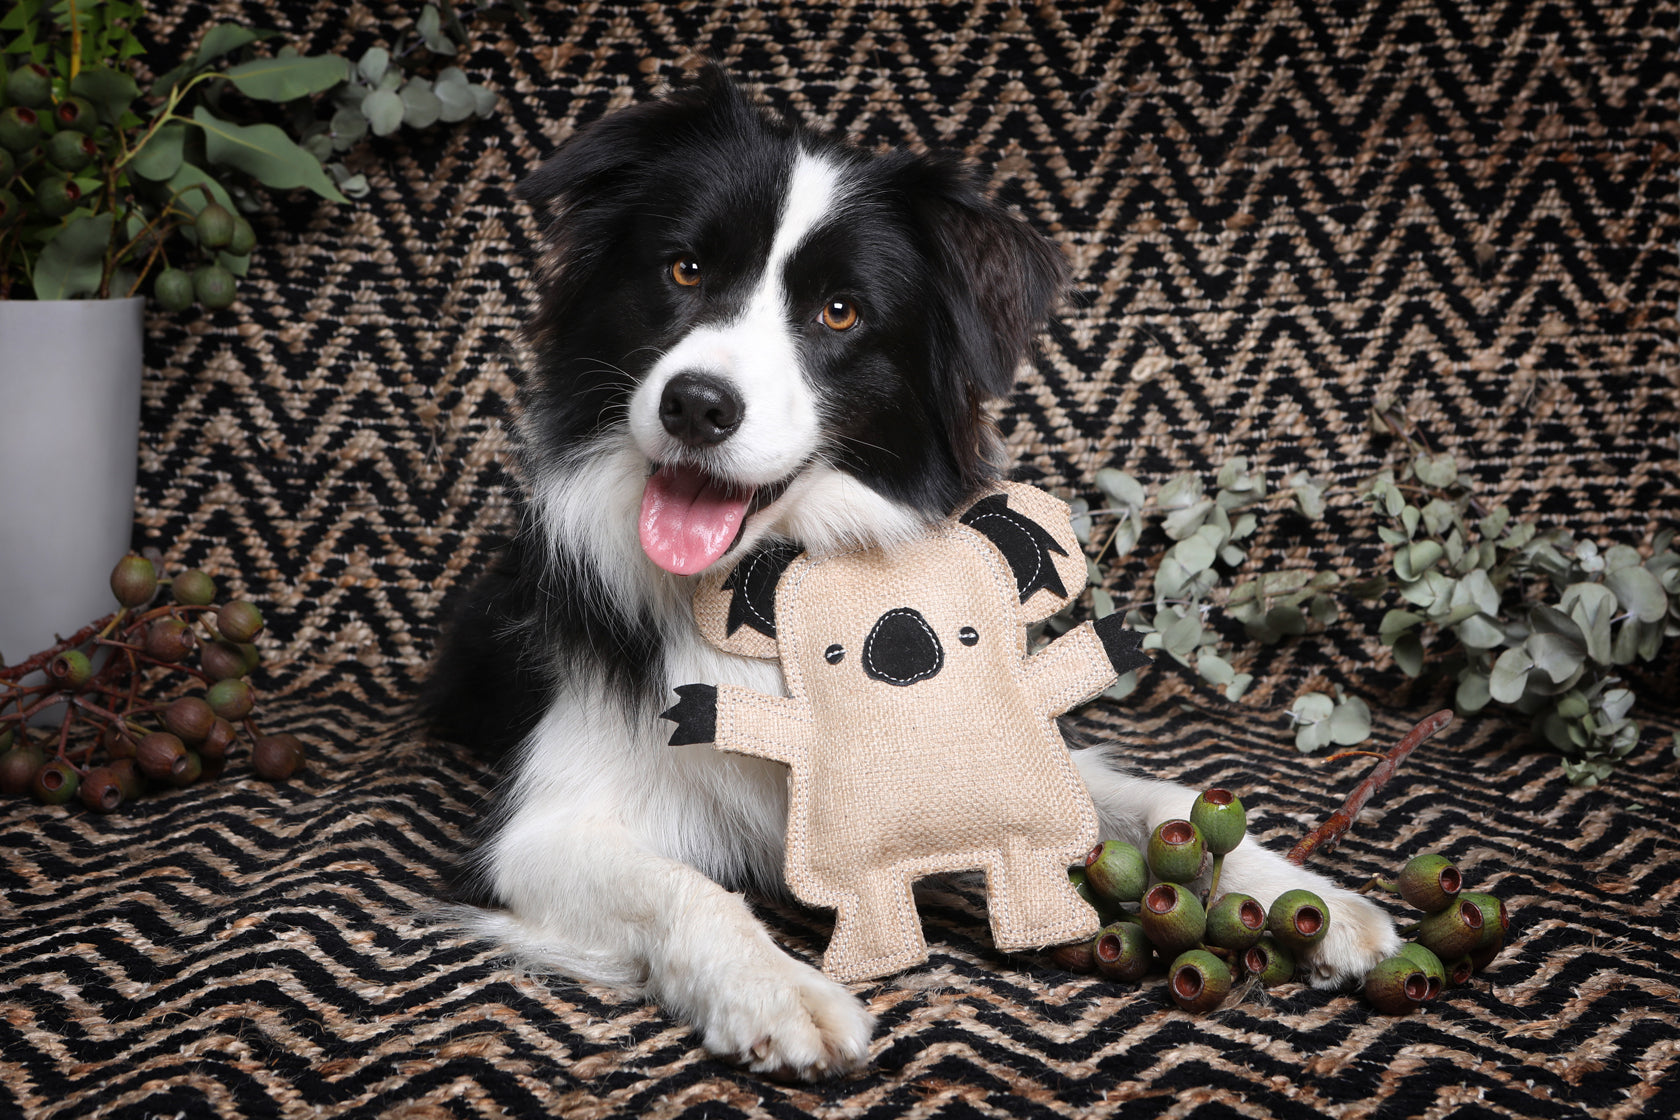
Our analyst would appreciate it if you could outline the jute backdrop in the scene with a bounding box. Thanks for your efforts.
[3,2,1677,1117]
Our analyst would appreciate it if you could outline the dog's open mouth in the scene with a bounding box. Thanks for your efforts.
[638,463,796,575]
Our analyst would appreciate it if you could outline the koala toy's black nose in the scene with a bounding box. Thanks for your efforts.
[660,372,742,447]
[862,607,944,686]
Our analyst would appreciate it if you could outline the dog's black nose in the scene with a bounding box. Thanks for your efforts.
[862,607,944,686]
[660,372,742,447]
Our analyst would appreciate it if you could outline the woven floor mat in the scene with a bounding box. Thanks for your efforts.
[4,0,1677,1116]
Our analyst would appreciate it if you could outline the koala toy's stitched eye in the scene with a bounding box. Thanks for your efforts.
[824,644,845,664]
[671,256,702,287]
[821,299,858,330]
[958,627,979,646]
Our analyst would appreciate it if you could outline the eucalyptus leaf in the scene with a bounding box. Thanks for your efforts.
[1379,609,1424,645]
[1230,512,1258,541]
[359,47,391,85]
[1308,594,1338,624]
[330,105,368,149]
[1392,633,1424,677]
[1157,472,1204,511]
[1401,504,1421,538]
[32,213,115,299]
[165,161,237,215]
[129,120,186,180]
[1167,534,1217,576]
[362,87,404,136]
[1095,467,1145,508]
[1395,539,1444,581]
[1414,452,1459,489]
[1217,457,1250,490]
[1456,671,1492,712]
[400,78,443,129]
[1103,672,1138,702]
[1489,646,1535,703]
[196,24,274,67]
[1526,631,1584,683]
[1328,697,1372,745]
[1197,652,1234,686]
[1160,610,1204,656]
[193,108,349,202]
[69,64,139,124]
[1461,568,1500,616]
[1162,497,1214,540]
[435,77,476,122]
[1454,613,1505,650]
[1263,604,1307,639]
[1091,587,1115,619]
[470,84,498,117]
[1604,565,1666,623]
[1225,673,1253,702]
[1291,691,1334,724]
[222,54,349,101]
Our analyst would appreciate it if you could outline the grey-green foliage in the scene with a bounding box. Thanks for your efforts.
[1059,457,1339,727]
[1361,400,1680,787]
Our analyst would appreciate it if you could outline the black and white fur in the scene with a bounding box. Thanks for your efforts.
[431,68,1400,1081]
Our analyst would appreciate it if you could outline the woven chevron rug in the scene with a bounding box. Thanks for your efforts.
[4,1,1678,1117]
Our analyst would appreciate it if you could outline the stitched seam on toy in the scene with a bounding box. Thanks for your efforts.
[735,550,778,636]
[861,607,941,685]
[967,509,1042,598]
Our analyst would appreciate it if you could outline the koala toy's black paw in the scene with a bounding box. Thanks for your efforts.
[662,683,718,745]
[1092,613,1153,676]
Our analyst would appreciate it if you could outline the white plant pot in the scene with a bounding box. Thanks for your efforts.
[0,296,145,668]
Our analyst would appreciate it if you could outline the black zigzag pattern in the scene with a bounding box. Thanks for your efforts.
[2,0,1677,1116]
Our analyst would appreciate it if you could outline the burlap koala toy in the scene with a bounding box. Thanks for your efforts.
[663,482,1151,982]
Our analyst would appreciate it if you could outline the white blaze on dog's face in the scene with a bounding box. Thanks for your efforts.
[627,150,854,575]
[513,67,1068,583]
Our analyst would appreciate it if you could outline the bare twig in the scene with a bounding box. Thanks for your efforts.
[1288,709,1454,865]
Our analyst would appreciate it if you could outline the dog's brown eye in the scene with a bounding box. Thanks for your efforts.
[671,256,702,287]
[821,299,858,331]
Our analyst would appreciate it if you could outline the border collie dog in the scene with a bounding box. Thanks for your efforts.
[431,67,1400,1081]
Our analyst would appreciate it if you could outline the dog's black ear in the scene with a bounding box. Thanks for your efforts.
[909,160,1070,401]
[517,63,751,209]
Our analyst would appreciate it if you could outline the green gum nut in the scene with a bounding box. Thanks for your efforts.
[1,746,45,795]
[1205,893,1267,952]
[1414,898,1485,960]
[1242,936,1296,986]
[1095,921,1153,982]
[31,759,80,806]
[48,650,93,689]
[172,568,217,606]
[110,554,158,608]
[1396,942,1447,999]
[1140,882,1207,955]
[1084,839,1149,903]
[1446,954,1476,987]
[1169,949,1233,1014]
[1190,788,1247,855]
[1364,956,1430,1015]
[1458,891,1508,951]
[1468,934,1504,973]
[1067,866,1116,924]
[1147,819,1207,884]
[1397,852,1462,912]
[1267,889,1329,952]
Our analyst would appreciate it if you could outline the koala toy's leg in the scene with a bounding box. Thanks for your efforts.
[985,835,1103,951]
[823,872,927,982]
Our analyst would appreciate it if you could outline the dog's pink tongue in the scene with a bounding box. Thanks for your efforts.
[639,465,751,575]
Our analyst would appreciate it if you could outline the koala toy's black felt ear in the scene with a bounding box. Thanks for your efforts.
[720,541,803,639]
[959,493,1069,604]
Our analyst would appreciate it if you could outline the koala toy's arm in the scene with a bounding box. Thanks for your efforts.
[662,683,815,768]
[1020,614,1152,720]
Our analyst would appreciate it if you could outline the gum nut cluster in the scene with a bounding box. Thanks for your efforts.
[1054,787,1334,1013]
[0,555,307,815]
[1361,853,1510,1015]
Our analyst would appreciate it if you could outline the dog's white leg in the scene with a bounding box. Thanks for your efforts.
[1072,744,1402,988]
[470,812,875,1080]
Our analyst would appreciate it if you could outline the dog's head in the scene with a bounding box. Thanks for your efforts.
[517,66,1066,579]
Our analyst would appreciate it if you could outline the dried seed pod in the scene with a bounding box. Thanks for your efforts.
[102,724,138,759]
[78,766,124,813]
[1140,882,1207,955]
[162,697,217,745]
[1169,949,1233,1014]
[200,718,236,761]
[1147,819,1207,884]
[252,734,305,781]
[1084,839,1149,903]
[1094,920,1152,982]
[1414,898,1485,960]
[1205,893,1267,952]
[1396,942,1446,999]
[1445,954,1476,988]
[1397,852,1462,912]
[110,554,159,608]
[1458,892,1509,951]
[199,640,247,681]
[107,758,145,800]
[1048,937,1098,974]
[217,601,264,644]
[48,650,93,689]
[31,759,80,805]
[1190,788,1246,856]
[1267,889,1329,952]
[1,745,46,795]
[206,678,254,720]
[136,732,189,782]
[1468,934,1505,973]
[168,751,204,789]
[172,569,217,606]
[1242,936,1296,986]
[145,618,197,662]
[1364,956,1429,1015]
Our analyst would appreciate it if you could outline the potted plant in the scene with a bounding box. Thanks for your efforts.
[0,0,496,666]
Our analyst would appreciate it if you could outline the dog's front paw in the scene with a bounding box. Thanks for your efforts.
[1295,887,1404,989]
[694,954,875,1081]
